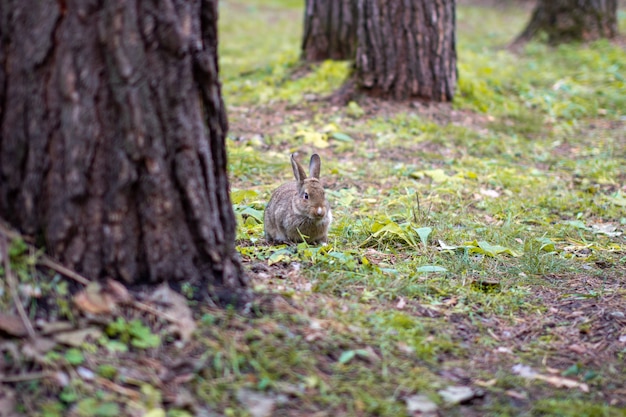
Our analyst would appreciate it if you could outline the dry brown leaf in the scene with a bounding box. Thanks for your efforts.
[438,386,476,404]
[106,279,131,303]
[512,364,589,392]
[21,337,57,363]
[568,344,587,354]
[0,387,18,417]
[405,394,439,416]
[149,284,196,343]
[236,388,281,417]
[475,379,497,387]
[37,320,74,335]
[0,313,28,337]
[53,327,103,347]
[505,390,528,400]
[73,282,115,315]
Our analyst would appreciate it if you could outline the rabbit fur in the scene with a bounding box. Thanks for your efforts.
[264,153,332,244]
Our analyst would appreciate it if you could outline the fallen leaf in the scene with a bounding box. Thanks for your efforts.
[77,366,96,380]
[106,279,131,303]
[405,394,438,416]
[480,188,500,198]
[470,278,501,293]
[0,313,28,337]
[0,387,18,417]
[475,379,497,387]
[53,327,103,347]
[149,284,196,343]
[568,344,587,354]
[38,320,74,335]
[142,409,166,417]
[21,337,57,362]
[236,389,277,417]
[511,364,589,392]
[591,223,622,237]
[396,298,406,309]
[437,386,476,404]
[505,390,528,400]
[73,282,115,315]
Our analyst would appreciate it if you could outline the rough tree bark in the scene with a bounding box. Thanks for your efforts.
[354,0,457,101]
[513,0,618,45]
[302,0,357,61]
[0,0,247,298]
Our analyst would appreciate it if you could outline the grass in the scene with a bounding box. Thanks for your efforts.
[5,1,626,416]
[219,1,626,416]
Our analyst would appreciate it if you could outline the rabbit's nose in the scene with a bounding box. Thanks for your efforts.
[316,207,325,217]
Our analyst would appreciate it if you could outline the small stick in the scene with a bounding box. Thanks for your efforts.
[0,234,37,340]
[93,376,141,400]
[129,300,179,324]
[38,256,91,286]
[0,371,52,383]
[0,224,179,324]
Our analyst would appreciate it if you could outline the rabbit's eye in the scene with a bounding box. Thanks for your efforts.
[303,192,309,200]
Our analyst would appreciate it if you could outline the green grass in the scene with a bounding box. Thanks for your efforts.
[219,1,626,416]
[9,1,626,416]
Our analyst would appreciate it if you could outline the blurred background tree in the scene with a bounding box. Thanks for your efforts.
[513,0,618,45]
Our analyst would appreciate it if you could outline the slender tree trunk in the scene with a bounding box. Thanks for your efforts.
[0,0,247,298]
[302,0,358,61]
[513,0,618,45]
[354,0,457,101]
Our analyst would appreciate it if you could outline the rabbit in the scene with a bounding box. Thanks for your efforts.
[264,153,332,245]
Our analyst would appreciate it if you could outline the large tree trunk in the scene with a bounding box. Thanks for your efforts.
[0,0,247,297]
[354,0,457,101]
[513,0,618,45]
[302,0,357,62]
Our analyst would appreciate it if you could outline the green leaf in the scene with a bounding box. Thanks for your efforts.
[464,240,520,257]
[128,320,161,349]
[535,237,556,252]
[94,403,119,417]
[231,189,259,204]
[346,101,365,118]
[296,128,330,148]
[239,206,264,223]
[268,248,292,265]
[330,132,354,142]
[418,169,450,183]
[416,265,448,273]
[64,348,85,365]
[606,192,626,207]
[566,220,588,230]
[477,240,520,257]
[142,410,166,417]
[97,364,118,380]
[102,339,128,353]
[414,227,432,247]
[8,237,28,258]
[339,350,357,364]
[60,387,78,403]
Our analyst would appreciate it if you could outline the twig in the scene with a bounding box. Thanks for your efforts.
[0,234,37,340]
[38,256,91,286]
[129,300,179,323]
[0,371,52,383]
[0,223,179,324]
[93,376,141,400]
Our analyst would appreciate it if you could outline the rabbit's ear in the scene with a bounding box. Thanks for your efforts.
[309,154,321,179]
[291,153,307,184]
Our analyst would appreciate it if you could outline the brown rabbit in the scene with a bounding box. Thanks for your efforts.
[264,153,332,244]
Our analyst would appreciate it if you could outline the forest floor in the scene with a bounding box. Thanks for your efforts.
[2,1,626,416]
